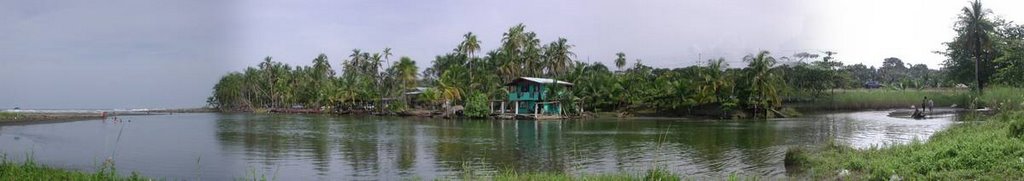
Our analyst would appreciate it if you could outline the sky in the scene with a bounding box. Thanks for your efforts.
[1,0,1022,109]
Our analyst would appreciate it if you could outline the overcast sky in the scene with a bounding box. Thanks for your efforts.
[2,0,1022,109]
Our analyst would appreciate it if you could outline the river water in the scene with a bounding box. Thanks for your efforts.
[0,111,956,180]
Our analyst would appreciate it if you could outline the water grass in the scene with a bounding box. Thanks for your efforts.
[0,155,149,181]
[800,87,1024,112]
[788,111,1024,180]
[799,89,969,111]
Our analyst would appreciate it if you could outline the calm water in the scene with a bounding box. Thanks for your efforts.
[0,111,956,180]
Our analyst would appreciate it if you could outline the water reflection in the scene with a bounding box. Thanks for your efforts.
[0,111,955,180]
[214,115,808,179]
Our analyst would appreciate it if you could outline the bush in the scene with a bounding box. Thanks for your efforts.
[1009,115,1024,139]
[463,93,490,118]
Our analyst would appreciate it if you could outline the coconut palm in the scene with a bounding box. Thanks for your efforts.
[458,32,481,57]
[698,58,728,104]
[743,51,782,118]
[958,0,994,93]
[615,52,627,71]
[394,57,419,92]
[544,38,576,77]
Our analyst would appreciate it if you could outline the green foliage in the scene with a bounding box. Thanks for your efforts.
[463,93,490,118]
[208,20,1015,119]
[795,111,1024,180]
[739,51,782,118]
[0,112,22,121]
[975,86,1024,110]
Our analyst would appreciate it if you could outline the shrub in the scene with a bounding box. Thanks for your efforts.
[463,93,490,118]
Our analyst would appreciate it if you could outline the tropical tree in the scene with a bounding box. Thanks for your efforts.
[742,51,782,118]
[614,52,627,71]
[458,32,481,57]
[959,0,995,93]
[543,38,575,77]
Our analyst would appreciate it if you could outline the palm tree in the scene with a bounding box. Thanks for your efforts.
[544,38,575,77]
[499,24,528,81]
[614,52,627,71]
[959,0,994,94]
[458,32,481,57]
[698,58,728,104]
[394,57,419,93]
[744,51,781,118]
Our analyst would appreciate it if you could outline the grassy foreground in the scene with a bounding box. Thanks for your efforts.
[788,111,1024,180]
[0,157,148,181]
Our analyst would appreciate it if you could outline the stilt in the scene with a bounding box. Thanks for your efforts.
[514,101,520,115]
[500,102,506,114]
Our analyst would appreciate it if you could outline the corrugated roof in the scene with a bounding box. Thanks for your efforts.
[507,77,574,86]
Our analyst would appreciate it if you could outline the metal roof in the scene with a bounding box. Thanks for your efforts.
[506,77,574,86]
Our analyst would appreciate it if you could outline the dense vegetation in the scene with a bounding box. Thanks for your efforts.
[937,0,1024,90]
[209,0,1022,119]
[205,29,956,118]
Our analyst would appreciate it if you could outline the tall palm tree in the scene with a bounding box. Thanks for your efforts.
[744,51,781,118]
[544,38,576,77]
[959,0,994,94]
[500,24,527,81]
[459,32,481,87]
[614,52,627,71]
[458,32,481,57]
[394,57,419,93]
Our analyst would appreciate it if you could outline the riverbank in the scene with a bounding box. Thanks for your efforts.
[0,157,147,180]
[787,110,1024,180]
[0,112,106,125]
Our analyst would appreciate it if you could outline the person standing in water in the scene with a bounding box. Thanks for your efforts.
[928,98,935,113]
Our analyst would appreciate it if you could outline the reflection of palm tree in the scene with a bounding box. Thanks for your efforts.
[959,0,994,93]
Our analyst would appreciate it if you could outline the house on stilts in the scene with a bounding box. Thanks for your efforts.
[491,77,574,120]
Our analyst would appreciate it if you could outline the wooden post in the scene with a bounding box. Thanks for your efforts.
[500,101,506,114]
[558,102,563,117]
[514,101,519,115]
[535,103,540,118]
[489,101,494,114]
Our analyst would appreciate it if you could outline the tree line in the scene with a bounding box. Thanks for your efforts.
[209,1,1023,118]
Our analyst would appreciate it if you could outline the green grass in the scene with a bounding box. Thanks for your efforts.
[0,112,22,121]
[0,155,149,181]
[441,167,772,181]
[973,87,1024,110]
[802,89,969,111]
[788,111,1024,180]
[801,87,1024,112]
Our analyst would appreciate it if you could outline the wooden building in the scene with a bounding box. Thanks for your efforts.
[491,77,573,119]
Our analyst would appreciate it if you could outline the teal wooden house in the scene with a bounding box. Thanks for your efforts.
[491,77,573,119]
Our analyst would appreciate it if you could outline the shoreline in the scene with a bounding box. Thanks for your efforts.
[0,112,107,126]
